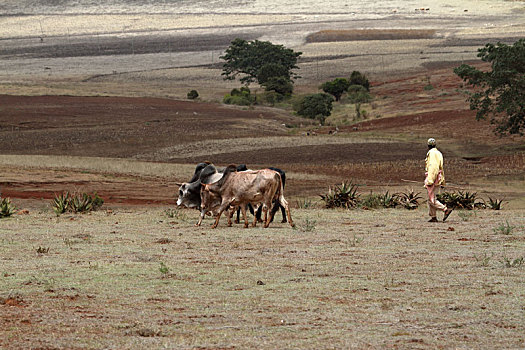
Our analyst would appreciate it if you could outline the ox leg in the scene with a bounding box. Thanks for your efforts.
[227,207,235,227]
[255,205,264,223]
[279,203,287,223]
[240,205,250,228]
[234,206,241,224]
[263,203,271,228]
[211,211,222,229]
[252,204,259,227]
[195,209,207,226]
[211,201,229,229]
[279,195,295,227]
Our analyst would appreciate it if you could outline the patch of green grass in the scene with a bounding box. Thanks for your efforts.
[493,220,516,235]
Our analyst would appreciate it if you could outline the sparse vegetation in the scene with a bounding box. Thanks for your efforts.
[436,191,479,210]
[159,262,170,276]
[493,220,516,235]
[223,86,255,106]
[394,189,422,210]
[187,89,199,100]
[295,93,334,125]
[349,70,370,92]
[486,197,504,210]
[502,256,524,268]
[295,198,315,209]
[0,197,16,218]
[320,181,360,209]
[347,84,372,120]
[52,192,104,215]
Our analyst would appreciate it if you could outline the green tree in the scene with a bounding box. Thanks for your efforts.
[320,78,351,101]
[349,71,370,92]
[220,39,302,85]
[257,63,291,84]
[347,85,372,120]
[295,93,334,125]
[454,39,525,135]
[262,76,294,96]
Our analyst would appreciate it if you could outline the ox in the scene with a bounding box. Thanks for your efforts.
[200,165,294,229]
[176,162,229,226]
[176,162,210,209]
[233,165,287,224]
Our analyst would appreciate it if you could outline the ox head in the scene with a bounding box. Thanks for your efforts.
[177,163,222,209]
[176,181,202,208]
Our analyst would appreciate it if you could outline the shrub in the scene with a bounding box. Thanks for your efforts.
[349,70,370,91]
[361,191,402,209]
[486,197,504,210]
[223,94,252,106]
[394,189,422,210]
[223,86,255,106]
[0,197,16,218]
[436,191,478,210]
[53,192,72,216]
[187,90,199,99]
[52,192,104,215]
[261,91,284,106]
[295,93,334,125]
[320,181,360,209]
[347,85,372,120]
[359,193,383,209]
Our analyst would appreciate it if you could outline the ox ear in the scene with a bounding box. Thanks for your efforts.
[175,182,183,187]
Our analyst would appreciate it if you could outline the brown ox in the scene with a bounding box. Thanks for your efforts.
[201,165,294,229]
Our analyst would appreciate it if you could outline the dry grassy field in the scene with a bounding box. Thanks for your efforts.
[2,207,525,349]
[1,1,525,348]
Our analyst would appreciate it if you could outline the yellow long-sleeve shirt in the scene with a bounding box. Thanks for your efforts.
[425,147,445,186]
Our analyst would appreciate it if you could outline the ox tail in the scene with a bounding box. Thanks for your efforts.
[274,172,294,227]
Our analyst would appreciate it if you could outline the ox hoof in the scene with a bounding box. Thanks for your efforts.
[281,219,287,223]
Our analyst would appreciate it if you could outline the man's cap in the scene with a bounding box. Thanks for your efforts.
[427,138,436,146]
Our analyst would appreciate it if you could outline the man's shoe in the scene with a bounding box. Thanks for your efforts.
[443,208,453,222]
[428,217,438,222]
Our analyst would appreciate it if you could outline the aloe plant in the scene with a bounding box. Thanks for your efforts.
[0,197,16,218]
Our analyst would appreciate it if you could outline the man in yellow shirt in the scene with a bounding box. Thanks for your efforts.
[425,138,453,222]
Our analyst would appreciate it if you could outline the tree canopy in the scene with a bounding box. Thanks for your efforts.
[454,39,525,135]
[349,71,370,92]
[295,93,334,125]
[320,78,351,101]
[220,39,302,85]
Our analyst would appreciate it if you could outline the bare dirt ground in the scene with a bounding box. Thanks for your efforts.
[1,63,524,206]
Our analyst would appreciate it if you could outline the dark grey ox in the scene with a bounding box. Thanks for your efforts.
[177,163,237,226]
[200,165,294,229]
[175,162,210,210]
